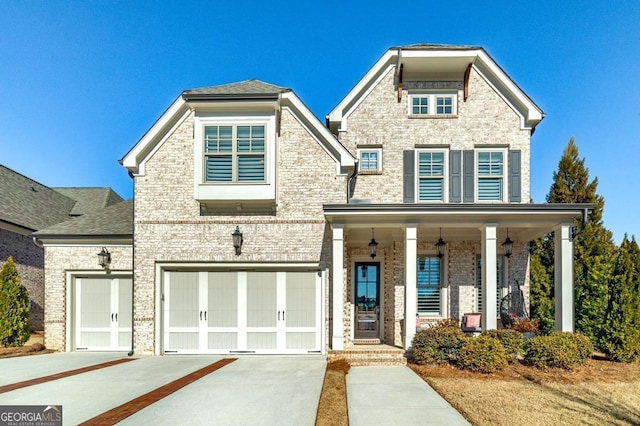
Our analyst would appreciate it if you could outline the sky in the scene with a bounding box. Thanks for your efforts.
[1,1,638,244]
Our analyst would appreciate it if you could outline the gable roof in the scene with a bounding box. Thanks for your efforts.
[327,44,544,132]
[33,199,133,239]
[53,187,123,216]
[0,164,76,231]
[121,80,355,175]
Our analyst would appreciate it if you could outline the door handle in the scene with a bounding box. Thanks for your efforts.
[278,310,280,320]
[204,311,207,321]
[200,310,203,320]
[115,313,118,322]
[111,313,114,322]
[282,310,285,321]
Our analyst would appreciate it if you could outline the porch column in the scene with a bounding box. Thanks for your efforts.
[554,223,574,332]
[404,225,417,349]
[481,224,498,330]
[331,224,345,350]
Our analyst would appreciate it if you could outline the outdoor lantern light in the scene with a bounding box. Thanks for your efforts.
[502,229,514,258]
[97,247,111,269]
[368,228,378,259]
[435,228,446,259]
[231,226,243,256]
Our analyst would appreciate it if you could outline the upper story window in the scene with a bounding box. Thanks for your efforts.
[477,150,506,201]
[409,93,457,117]
[357,148,382,173]
[417,150,447,202]
[205,125,265,182]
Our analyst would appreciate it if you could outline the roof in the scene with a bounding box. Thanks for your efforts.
[0,164,76,231]
[182,79,290,98]
[393,43,481,50]
[53,187,123,216]
[33,199,133,238]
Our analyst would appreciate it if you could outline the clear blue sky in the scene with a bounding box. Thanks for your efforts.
[1,1,638,243]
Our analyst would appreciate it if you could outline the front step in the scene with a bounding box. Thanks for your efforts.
[328,344,407,366]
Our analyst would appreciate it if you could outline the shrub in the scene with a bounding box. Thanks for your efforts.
[524,332,593,370]
[0,257,30,347]
[537,317,555,336]
[481,329,524,362]
[510,318,539,334]
[457,335,507,373]
[412,319,466,365]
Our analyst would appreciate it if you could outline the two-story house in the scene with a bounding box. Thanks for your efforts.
[35,44,591,358]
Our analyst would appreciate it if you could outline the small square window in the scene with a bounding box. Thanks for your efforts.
[358,148,382,173]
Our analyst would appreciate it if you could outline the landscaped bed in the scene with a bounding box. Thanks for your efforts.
[0,332,53,358]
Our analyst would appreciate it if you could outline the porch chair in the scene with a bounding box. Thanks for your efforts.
[499,279,529,328]
[461,313,482,336]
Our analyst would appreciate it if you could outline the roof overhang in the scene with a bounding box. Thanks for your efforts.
[327,46,544,133]
[323,203,592,243]
[33,235,133,246]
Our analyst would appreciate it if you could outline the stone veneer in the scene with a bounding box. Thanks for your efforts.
[0,229,44,331]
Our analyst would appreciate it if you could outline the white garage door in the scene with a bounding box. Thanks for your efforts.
[74,277,132,351]
[163,270,321,354]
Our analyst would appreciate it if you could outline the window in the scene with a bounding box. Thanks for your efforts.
[357,148,382,173]
[477,150,505,201]
[476,255,505,313]
[417,256,441,315]
[204,125,265,182]
[417,150,446,202]
[409,93,457,116]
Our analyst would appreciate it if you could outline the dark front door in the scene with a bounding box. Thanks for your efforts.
[354,262,380,340]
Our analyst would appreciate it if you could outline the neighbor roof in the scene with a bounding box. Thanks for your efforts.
[33,199,133,238]
[0,165,76,231]
[53,187,123,216]
[182,79,290,97]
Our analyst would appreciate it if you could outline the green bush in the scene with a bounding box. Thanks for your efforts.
[0,257,30,347]
[537,317,555,336]
[457,335,507,373]
[412,319,466,365]
[524,332,593,370]
[481,329,524,362]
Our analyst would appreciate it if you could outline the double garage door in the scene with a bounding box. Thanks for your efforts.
[163,270,322,354]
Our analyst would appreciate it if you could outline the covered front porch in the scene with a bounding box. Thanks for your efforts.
[324,203,592,351]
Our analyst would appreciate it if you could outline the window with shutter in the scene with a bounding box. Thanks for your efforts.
[476,149,507,202]
[415,149,448,202]
[417,256,442,316]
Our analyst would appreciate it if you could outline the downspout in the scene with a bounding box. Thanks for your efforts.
[32,237,44,248]
[347,160,359,203]
[128,171,135,357]
[571,208,590,241]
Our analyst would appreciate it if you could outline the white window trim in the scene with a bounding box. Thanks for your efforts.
[194,113,276,201]
[475,148,508,203]
[408,92,458,117]
[416,252,446,317]
[357,148,382,173]
[415,148,449,203]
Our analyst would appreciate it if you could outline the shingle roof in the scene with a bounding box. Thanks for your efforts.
[0,165,76,231]
[53,188,124,216]
[393,43,481,50]
[183,79,290,96]
[33,199,133,237]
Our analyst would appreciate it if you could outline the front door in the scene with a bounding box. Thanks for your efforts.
[354,262,380,340]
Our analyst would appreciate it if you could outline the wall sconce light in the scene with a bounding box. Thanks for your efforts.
[231,226,243,256]
[97,247,111,269]
[368,228,378,259]
[435,228,446,259]
[502,229,514,258]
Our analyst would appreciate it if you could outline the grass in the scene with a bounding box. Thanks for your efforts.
[315,359,350,426]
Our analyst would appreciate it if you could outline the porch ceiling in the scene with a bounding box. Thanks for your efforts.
[324,203,594,244]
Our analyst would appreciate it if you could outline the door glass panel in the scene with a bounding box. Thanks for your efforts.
[168,272,199,328]
[285,272,316,328]
[80,278,111,328]
[208,272,237,327]
[355,263,380,339]
[118,278,132,328]
[247,272,276,327]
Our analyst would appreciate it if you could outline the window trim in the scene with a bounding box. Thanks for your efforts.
[415,148,449,203]
[408,92,458,117]
[357,148,382,174]
[475,148,508,203]
[194,113,276,201]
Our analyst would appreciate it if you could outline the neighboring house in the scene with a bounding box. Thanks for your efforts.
[36,44,592,358]
[0,164,122,331]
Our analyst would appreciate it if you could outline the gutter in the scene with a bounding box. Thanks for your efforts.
[346,160,359,203]
[128,171,135,357]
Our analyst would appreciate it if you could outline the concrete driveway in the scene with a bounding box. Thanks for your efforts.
[0,353,326,425]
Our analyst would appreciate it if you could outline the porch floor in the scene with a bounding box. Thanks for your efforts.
[328,344,407,366]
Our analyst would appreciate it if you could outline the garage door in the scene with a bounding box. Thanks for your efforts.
[74,277,132,351]
[163,270,321,354]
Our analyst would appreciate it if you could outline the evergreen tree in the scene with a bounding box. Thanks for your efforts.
[600,236,640,362]
[0,256,30,347]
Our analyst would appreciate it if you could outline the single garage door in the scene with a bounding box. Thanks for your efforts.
[163,270,321,354]
[74,277,132,351]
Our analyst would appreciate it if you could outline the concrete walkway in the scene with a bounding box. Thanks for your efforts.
[347,365,471,425]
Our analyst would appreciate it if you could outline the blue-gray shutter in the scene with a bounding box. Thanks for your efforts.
[449,150,461,202]
[463,150,474,203]
[403,150,415,203]
[509,150,521,203]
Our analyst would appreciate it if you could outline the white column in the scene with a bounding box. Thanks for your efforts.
[555,223,574,332]
[331,224,345,350]
[481,224,498,330]
[404,225,417,349]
